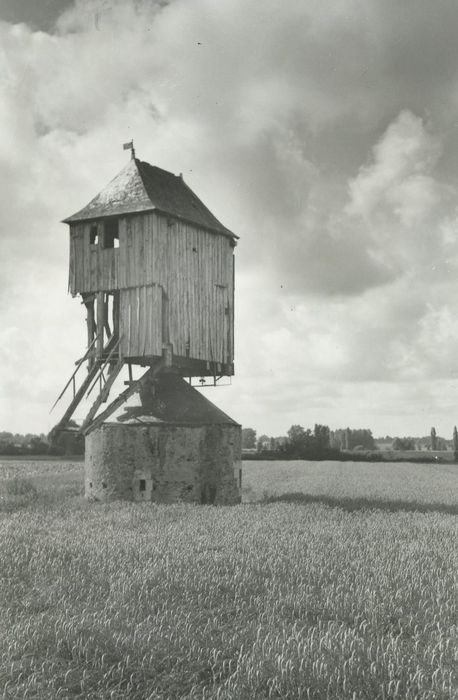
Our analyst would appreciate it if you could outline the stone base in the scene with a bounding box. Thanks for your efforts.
[85,422,242,504]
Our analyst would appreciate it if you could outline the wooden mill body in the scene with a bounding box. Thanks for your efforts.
[55,155,241,501]
[65,157,237,379]
[53,155,239,443]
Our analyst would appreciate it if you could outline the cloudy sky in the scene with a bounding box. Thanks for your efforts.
[2,0,458,439]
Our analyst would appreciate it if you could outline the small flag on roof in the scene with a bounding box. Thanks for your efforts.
[123,140,135,158]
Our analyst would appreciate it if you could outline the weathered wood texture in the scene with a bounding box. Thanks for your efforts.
[70,222,119,293]
[119,284,162,358]
[69,213,234,365]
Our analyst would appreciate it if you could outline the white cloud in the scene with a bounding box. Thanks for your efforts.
[346,111,443,223]
[2,1,458,437]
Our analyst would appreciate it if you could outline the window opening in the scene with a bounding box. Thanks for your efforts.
[103,219,119,249]
[139,479,146,492]
[90,224,98,246]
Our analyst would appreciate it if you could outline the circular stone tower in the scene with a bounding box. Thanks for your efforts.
[85,371,242,504]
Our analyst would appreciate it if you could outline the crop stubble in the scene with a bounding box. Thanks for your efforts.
[0,459,456,699]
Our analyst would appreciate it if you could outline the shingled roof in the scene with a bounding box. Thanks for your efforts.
[107,373,240,426]
[64,158,236,237]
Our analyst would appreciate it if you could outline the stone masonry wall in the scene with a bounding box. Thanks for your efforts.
[85,423,241,504]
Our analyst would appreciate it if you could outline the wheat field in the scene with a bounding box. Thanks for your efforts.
[0,459,456,699]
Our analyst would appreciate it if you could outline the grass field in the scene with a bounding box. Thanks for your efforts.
[0,459,456,699]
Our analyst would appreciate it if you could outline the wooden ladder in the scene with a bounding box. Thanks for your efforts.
[51,334,123,437]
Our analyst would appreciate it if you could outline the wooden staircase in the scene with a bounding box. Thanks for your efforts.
[50,333,124,438]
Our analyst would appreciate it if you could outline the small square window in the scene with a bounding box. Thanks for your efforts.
[103,219,119,249]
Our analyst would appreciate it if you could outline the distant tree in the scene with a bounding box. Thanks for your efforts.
[430,427,437,451]
[241,428,257,449]
[334,428,375,451]
[287,425,306,446]
[28,436,49,455]
[48,419,84,456]
[453,426,458,461]
[283,425,320,456]
[314,424,330,450]
[287,425,314,451]
[351,429,375,450]
[257,434,270,452]
[392,437,416,451]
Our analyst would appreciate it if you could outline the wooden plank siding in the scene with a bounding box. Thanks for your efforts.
[68,212,234,366]
[119,285,162,358]
[69,223,119,293]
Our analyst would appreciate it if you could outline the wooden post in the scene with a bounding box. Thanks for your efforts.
[163,344,173,367]
[104,294,111,338]
[113,291,120,337]
[82,293,96,369]
[96,291,104,358]
[87,303,94,346]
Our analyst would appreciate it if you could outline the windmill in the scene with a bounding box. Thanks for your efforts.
[53,145,241,504]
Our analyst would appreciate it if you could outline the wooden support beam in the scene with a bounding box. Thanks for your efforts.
[87,301,95,342]
[52,359,103,433]
[82,293,96,369]
[50,334,99,413]
[163,344,173,367]
[80,358,124,433]
[86,335,121,397]
[103,294,111,337]
[82,359,165,435]
[96,291,104,359]
[113,291,120,337]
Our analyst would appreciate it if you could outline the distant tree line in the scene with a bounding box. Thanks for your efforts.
[242,424,458,462]
[392,437,416,450]
[389,428,450,451]
[0,421,84,456]
[243,424,376,458]
[268,424,331,459]
[329,428,375,451]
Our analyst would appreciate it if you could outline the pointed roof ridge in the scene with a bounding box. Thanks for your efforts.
[104,373,240,426]
[63,158,152,223]
[64,157,236,237]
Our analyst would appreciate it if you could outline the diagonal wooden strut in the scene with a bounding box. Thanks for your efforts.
[85,335,122,399]
[52,359,106,435]
[51,333,121,438]
[82,358,165,435]
[50,334,99,413]
[80,357,124,433]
